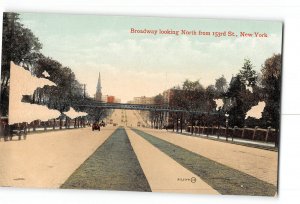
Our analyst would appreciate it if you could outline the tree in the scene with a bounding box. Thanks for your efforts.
[169,80,209,133]
[149,94,165,129]
[180,80,206,111]
[224,59,262,128]
[205,85,217,114]
[238,58,257,87]
[215,75,228,97]
[0,12,108,126]
[182,79,204,91]
[261,54,281,132]
[226,75,246,127]
[1,12,42,116]
[154,94,164,104]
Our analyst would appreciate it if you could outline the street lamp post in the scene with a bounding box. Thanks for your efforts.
[178,118,181,133]
[195,120,198,135]
[225,113,229,141]
[217,107,221,139]
[180,112,183,133]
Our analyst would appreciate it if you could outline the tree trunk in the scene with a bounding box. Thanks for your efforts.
[59,117,62,130]
[180,113,183,133]
[176,115,179,132]
[53,119,55,130]
[275,128,279,148]
[33,121,36,132]
[64,118,66,129]
[172,114,175,132]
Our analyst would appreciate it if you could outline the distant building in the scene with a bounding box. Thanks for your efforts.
[162,88,181,105]
[101,94,121,103]
[115,98,121,103]
[102,95,108,103]
[107,96,115,103]
[132,96,154,104]
[162,89,172,104]
[95,72,102,101]
[162,88,184,126]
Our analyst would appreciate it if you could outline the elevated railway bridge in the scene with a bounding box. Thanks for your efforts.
[73,101,218,115]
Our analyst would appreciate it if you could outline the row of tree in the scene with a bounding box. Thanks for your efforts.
[0,13,108,123]
[150,54,282,135]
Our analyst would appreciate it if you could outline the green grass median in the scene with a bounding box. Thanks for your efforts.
[61,127,151,192]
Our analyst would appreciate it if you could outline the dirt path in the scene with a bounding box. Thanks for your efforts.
[0,127,117,188]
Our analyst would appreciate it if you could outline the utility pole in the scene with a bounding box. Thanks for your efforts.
[83,84,86,98]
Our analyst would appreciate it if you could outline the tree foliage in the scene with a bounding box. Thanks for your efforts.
[153,94,164,104]
[223,58,269,128]
[1,12,42,116]
[261,54,282,130]
[215,75,228,97]
[182,79,204,91]
[24,56,85,113]
[0,12,108,123]
[154,80,218,131]
[238,58,257,87]
[226,75,246,127]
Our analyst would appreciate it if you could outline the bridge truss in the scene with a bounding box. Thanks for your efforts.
[73,101,218,115]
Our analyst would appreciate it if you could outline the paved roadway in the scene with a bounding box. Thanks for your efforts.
[0,109,278,196]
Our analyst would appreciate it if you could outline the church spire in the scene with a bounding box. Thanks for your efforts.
[95,72,102,101]
[96,72,101,93]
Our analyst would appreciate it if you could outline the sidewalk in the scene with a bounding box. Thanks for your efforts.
[166,129,276,150]
[0,127,117,188]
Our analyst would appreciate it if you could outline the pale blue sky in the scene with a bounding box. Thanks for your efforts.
[19,13,282,102]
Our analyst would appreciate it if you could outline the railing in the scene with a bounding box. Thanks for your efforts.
[0,118,86,141]
[186,126,278,143]
[26,119,86,132]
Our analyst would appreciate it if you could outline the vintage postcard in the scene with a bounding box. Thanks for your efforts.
[0,12,282,196]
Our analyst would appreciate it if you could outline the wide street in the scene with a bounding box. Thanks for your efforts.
[0,109,278,195]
